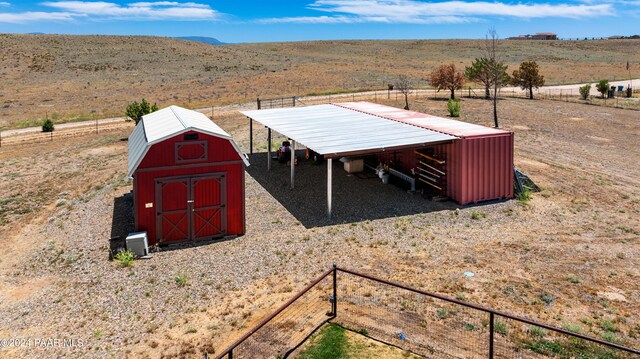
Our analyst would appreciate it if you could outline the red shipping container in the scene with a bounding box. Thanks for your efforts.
[336,102,514,205]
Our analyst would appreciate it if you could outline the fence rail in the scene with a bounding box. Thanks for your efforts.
[211,265,640,359]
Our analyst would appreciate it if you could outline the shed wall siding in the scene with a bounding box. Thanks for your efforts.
[133,130,245,245]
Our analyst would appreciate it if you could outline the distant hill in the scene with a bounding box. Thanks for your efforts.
[176,36,226,45]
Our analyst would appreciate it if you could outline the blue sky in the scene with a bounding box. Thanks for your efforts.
[0,1,639,42]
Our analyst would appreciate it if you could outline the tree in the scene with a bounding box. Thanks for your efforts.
[429,63,464,99]
[394,75,413,110]
[126,98,159,124]
[596,80,610,98]
[484,28,509,128]
[579,84,591,100]
[465,58,497,99]
[42,119,54,132]
[511,61,545,100]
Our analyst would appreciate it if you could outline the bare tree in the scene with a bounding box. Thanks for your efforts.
[485,28,509,128]
[395,75,413,110]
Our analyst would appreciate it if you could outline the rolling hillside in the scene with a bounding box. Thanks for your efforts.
[0,34,638,129]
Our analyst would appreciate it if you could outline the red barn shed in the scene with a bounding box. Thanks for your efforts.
[128,106,249,246]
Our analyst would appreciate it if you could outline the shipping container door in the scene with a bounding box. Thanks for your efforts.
[156,178,190,244]
[191,174,227,241]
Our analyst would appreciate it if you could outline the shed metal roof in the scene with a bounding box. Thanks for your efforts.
[335,102,510,138]
[240,104,457,158]
[128,106,248,177]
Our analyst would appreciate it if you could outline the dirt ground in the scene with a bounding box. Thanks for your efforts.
[0,96,639,358]
[1,34,639,129]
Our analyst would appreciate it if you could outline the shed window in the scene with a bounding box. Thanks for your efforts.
[175,141,208,163]
[184,133,199,141]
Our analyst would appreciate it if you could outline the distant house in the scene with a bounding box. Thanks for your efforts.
[508,32,558,40]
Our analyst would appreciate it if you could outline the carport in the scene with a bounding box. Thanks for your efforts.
[240,104,457,218]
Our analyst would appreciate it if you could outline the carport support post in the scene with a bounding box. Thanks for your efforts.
[249,117,253,155]
[290,140,296,189]
[327,158,332,219]
[267,128,272,171]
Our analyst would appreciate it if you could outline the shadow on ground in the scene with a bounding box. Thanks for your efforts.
[247,151,457,228]
[109,192,135,258]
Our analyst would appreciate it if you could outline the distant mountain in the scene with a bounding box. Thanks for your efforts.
[176,36,226,45]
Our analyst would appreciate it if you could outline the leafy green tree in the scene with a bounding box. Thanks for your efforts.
[429,63,464,99]
[465,58,507,99]
[579,84,591,100]
[42,119,54,132]
[596,80,610,98]
[511,61,545,100]
[126,99,159,124]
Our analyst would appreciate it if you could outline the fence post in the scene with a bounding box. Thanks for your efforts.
[228,349,233,359]
[489,312,495,359]
[332,264,337,318]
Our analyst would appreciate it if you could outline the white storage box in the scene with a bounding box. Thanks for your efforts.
[125,232,149,257]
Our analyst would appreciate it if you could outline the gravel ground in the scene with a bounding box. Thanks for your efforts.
[0,97,639,358]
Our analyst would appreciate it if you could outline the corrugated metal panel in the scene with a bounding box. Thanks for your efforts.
[127,106,248,176]
[127,121,148,176]
[240,104,457,157]
[335,102,509,138]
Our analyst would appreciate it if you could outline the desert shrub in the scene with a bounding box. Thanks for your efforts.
[42,119,54,132]
[516,188,532,204]
[175,274,188,287]
[596,80,610,98]
[579,84,591,100]
[114,249,135,267]
[447,98,460,117]
[126,98,158,124]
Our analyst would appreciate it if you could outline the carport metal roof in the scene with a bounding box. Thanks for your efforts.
[240,104,457,158]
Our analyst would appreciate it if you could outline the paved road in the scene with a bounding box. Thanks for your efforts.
[2,78,638,137]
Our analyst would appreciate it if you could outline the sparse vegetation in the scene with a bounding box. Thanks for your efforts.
[579,84,591,100]
[447,98,460,117]
[596,80,610,98]
[175,274,188,287]
[113,249,135,267]
[125,99,158,124]
[42,119,55,132]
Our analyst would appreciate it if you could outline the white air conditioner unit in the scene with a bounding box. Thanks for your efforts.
[125,232,149,257]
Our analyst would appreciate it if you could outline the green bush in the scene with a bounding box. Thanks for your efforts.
[596,80,610,98]
[578,84,591,100]
[42,119,54,132]
[447,98,460,117]
[175,274,188,287]
[114,249,135,267]
[126,98,159,124]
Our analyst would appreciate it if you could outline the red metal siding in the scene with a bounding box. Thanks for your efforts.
[335,102,514,205]
[133,130,245,245]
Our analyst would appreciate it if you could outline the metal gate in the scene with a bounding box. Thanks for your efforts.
[156,173,227,244]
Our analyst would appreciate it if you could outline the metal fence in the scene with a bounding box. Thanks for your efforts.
[211,265,640,359]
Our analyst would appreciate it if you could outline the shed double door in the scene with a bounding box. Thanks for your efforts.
[156,174,227,244]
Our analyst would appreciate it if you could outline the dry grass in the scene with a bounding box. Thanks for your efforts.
[0,94,639,357]
[1,34,639,129]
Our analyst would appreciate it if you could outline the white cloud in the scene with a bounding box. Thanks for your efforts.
[260,0,616,24]
[0,11,75,23]
[0,1,219,23]
[41,1,218,20]
[258,14,473,24]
